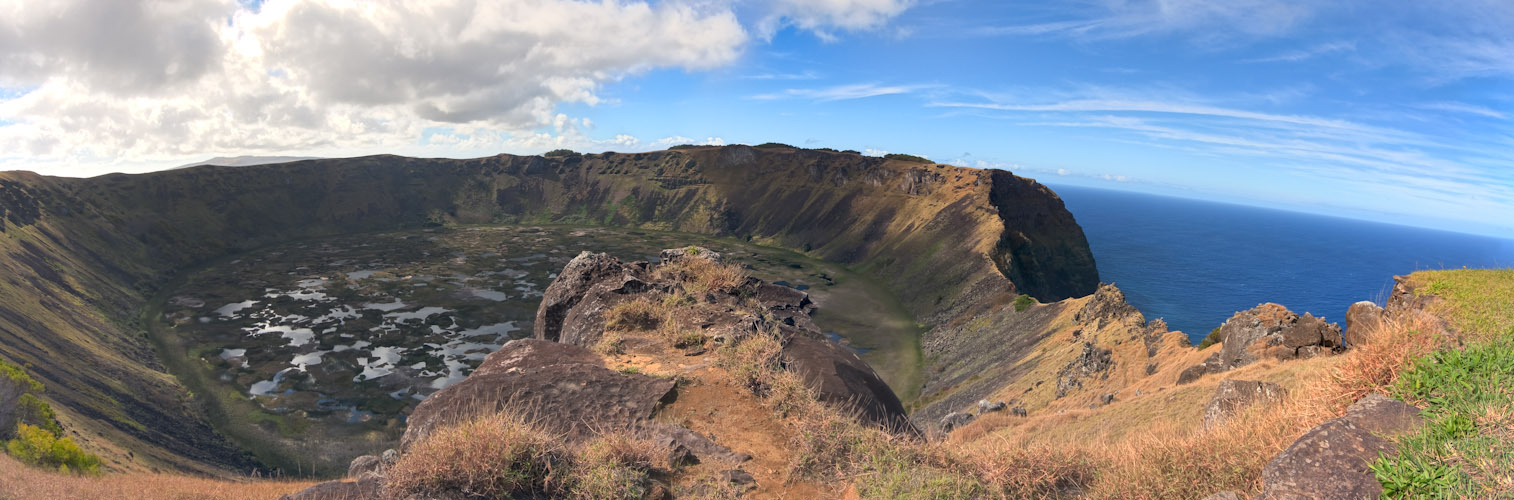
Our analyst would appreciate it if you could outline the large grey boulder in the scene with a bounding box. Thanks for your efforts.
[1258,394,1424,499]
[1202,380,1287,429]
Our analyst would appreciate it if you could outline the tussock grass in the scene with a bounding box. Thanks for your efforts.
[654,255,747,295]
[385,412,657,500]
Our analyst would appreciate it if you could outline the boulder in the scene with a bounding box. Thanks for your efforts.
[279,477,382,500]
[782,336,916,434]
[1258,393,1423,499]
[633,421,752,466]
[1072,284,1141,330]
[1178,353,1224,385]
[1202,380,1287,429]
[534,251,650,344]
[1011,407,1027,417]
[978,400,1007,413]
[346,455,382,479]
[1343,301,1384,347]
[940,412,976,433]
[401,339,674,449]
[659,246,721,264]
[1215,304,1344,371]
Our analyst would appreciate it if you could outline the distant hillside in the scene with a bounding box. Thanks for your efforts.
[0,145,1099,474]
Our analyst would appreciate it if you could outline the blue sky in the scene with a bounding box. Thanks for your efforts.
[0,1,1510,237]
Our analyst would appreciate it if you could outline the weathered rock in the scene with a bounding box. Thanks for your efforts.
[1259,394,1423,499]
[1056,342,1113,397]
[1343,301,1384,347]
[782,336,916,434]
[1100,393,1115,406]
[634,421,752,466]
[1178,353,1225,385]
[1011,407,1027,417]
[722,469,757,492]
[1202,380,1287,429]
[401,339,674,449]
[978,400,1007,413]
[279,477,382,500]
[1072,284,1140,330]
[534,251,651,344]
[1215,304,1344,371]
[659,246,721,264]
[346,455,382,479]
[940,412,975,433]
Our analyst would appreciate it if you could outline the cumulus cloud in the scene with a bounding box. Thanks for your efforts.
[0,0,913,174]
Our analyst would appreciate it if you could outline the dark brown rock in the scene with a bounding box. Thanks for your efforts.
[782,336,916,434]
[633,421,752,466]
[1178,353,1224,385]
[1072,284,1140,330]
[1216,304,1343,371]
[1343,301,1384,348]
[280,477,381,500]
[400,339,674,449]
[1202,380,1287,429]
[1259,394,1423,499]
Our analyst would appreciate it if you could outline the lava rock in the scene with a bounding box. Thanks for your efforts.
[782,336,917,434]
[1258,393,1423,499]
[1202,380,1287,430]
[978,400,1007,413]
[1056,342,1113,397]
[401,339,674,449]
[940,412,976,433]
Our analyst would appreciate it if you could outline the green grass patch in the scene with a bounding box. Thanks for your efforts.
[1012,294,1036,313]
[1373,339,1514,498]
[1409,269,1514,340]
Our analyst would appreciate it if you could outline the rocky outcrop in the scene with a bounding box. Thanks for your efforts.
[1202,380,1287,429]
[400,339,675,449]
[1056,342,1114,398]
[1258,394,1423,499]
[1344,301,1384,347]
[1181,304,1344,383]
[536,251,915,434]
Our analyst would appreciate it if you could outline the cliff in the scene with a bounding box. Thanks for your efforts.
[0,145,1098,474]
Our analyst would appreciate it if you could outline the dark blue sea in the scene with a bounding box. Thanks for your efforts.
[1048,184,1514,344]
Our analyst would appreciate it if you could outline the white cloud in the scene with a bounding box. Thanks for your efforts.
[649,136,727,149]
[755,0,916,39]
[0,1,776,174]
[752,82,933,101]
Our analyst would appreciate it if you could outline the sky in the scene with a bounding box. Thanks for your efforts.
[0,1,1511,238]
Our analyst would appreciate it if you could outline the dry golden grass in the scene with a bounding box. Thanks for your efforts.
[0,453,317,500]
[654,255,747,295]
[383,412,566,499]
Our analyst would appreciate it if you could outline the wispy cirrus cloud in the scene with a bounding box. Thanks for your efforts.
[751,82,935,101]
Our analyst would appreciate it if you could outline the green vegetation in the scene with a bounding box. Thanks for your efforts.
[667,144,698,150]
[1411,269,1514,340]
[544,149,579,157]
[1373,339,1514,498]
[5,424,101,475]
[754,142,795,148]
[1370,269,1514,498]
[884,153,932,164]
[1198,327,1224,349]
[0,359,42,393]
[17,394,63,437]
[1012,294,1036,312]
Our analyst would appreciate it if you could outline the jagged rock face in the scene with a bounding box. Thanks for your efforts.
[1344,301,1384,347]
[986,170,1099,302]
[1217,304,1343,370]
[1072,283,1140,330]
[1202,380,1287,429]
[400,339,675,449]
[1056,342,1114,398]
[536,251,915,434]
[1259,394,1423,499]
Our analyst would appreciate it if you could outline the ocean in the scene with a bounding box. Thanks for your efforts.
[1048,184,1514,344]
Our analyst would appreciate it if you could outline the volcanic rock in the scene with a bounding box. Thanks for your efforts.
[1343,301,1384,347]
[1202,380,1287,429]
[1258,393,1423,499]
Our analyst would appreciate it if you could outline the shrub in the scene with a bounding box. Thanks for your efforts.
[0,359,42,393]
[544,149,579,157]
[667,144,698,150]
[1197,327,1224,349]
[884,153,932,163]
[5,424,100,475]
[17,394,62,437]
[1012,294,1036,312]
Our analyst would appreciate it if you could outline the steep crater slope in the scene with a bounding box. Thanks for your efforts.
[0,146,1097,474]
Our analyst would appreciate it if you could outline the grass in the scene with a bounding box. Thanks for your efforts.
[0,452,317,500]
[1373,339,1514,498]
[1012,294,1036,313]
[1409,269,1514,341]
[384,412,656,500]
